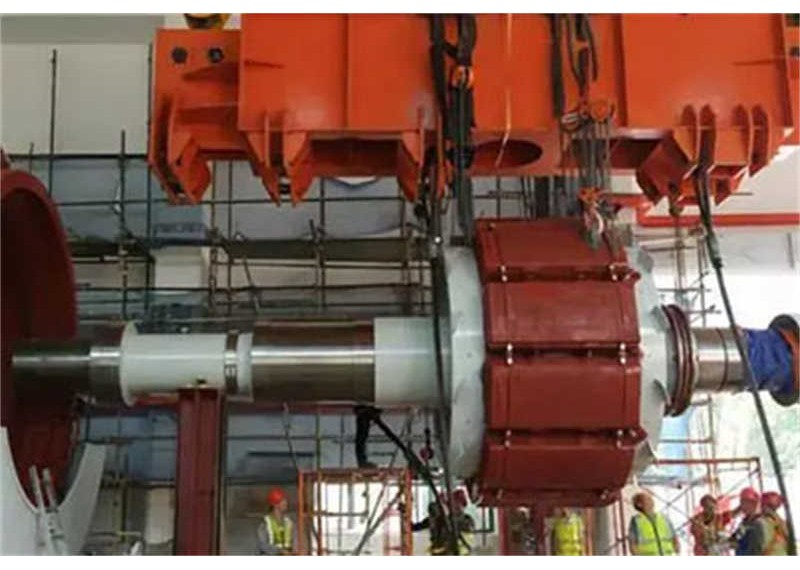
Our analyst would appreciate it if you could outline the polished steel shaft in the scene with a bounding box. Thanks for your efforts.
[693,327,744,393]
[250,321,375,402]
[11,318,436,406]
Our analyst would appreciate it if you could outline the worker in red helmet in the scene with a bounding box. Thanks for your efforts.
[257,487,295,555]
[628,491,679,555]
[757,492,789,555]
[689,494,739,555]
[729,487,762,555]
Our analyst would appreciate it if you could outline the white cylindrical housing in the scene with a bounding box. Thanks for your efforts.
[119,325,241,404]
[374,317,437,406]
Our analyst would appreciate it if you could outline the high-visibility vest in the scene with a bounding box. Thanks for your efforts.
[429,533,472,555]
[428,516,474,555]
[264,514,293,551]
[761,513,788,556]
[633,513,676,556]
[553,513,584,556]
[459,530,474,555]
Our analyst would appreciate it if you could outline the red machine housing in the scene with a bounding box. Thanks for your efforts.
[474,219,645,507]
[1,158,78,500]
[150,14,799,207]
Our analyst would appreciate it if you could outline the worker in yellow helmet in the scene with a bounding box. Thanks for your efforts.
[257,488,295,555]
[550,507,585,555]
[628,491,680,556]
[758,492,789,555]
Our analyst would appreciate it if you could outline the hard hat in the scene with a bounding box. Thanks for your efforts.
[267,487,287,507]
[452,489,468,508]
[762,491,783,510]
[700,494,717,508]
[739,487,760,503]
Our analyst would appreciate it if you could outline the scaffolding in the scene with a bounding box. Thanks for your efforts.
[297,468,413,556]
[12,46,768,558]
[598,223,770,556]
[606,455,764,556]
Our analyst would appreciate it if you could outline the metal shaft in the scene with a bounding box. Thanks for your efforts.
[693,327,744,393]
[11,340,91,392]
[250,321,375,402]
[11,318,436,407]
[663,304,798,414]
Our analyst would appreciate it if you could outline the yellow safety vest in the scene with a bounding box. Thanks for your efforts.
[761,513,788,556]
[633,513,676,556]
[429,532,472,556]
[264,514,293,551]
[553,514,584,556]
[428,518,474,556]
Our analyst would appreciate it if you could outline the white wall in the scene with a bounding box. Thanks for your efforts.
[1,43,151,154]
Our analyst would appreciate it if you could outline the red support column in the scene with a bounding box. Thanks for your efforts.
[175,388,224,555]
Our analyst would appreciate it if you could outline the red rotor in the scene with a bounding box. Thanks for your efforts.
[1,160,78,500]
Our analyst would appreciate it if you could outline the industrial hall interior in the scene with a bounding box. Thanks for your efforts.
[1,8,799,558]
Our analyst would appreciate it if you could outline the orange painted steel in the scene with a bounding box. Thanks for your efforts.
[150,14,800,207]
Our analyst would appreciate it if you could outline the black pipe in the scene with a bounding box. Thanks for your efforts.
[145,43,154,314]
[48,49,57,195]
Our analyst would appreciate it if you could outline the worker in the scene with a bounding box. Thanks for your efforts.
[628,491,680,555]
[257,488,295,555]
[689,494,738,555]
[757,492,789,555]
[353,405,379,469]
[411,491,474,555]
[729,487,763,556]
[508,507,536,555]
[550,507,585,555]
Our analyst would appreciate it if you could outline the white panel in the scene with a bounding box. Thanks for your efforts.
[1,43,149,154]
[0,428,38,554]
[0,45,51,153]
[55,44,149,153]
[153,246,209,289]
[144,488,174,544]
[59,444,107,553]
[0,428,106,555]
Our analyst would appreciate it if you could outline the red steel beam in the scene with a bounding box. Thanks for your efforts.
[636,210,800,228]
[175,388,224,555]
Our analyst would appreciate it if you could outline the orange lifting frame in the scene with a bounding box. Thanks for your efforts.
[150,14,799,207]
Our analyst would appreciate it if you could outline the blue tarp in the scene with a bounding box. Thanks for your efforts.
[745,328,794,397]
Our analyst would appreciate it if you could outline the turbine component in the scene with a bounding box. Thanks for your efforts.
[1,161,77,500]
[7,213,799,508]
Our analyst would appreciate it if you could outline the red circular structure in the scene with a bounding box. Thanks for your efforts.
[473,218,646,507]
[1,160,78,499]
